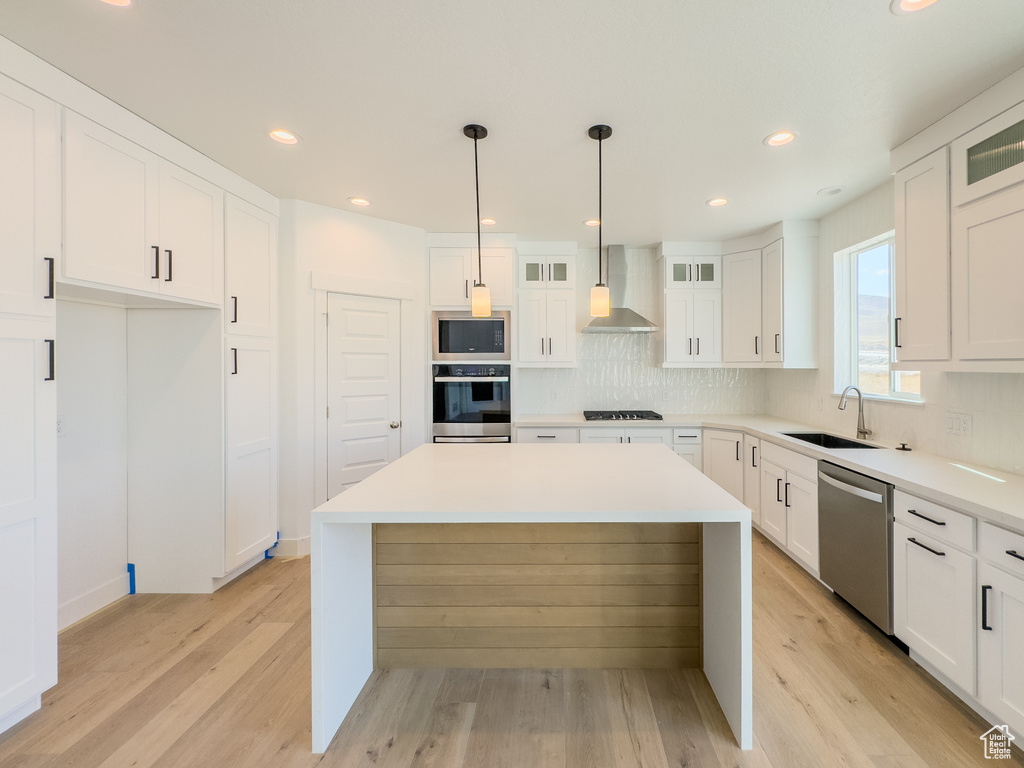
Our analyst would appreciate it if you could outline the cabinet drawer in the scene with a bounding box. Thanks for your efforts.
[894,491,975,551]
[979,522,1024,579]
[516,427,578,444]
[673,427,702,444]
[760,440,817,483]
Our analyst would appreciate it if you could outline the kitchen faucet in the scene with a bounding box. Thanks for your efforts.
[839,386,872,440]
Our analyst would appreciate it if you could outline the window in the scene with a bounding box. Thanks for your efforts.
[834,234,921,401]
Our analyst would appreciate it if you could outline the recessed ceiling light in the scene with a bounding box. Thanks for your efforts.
[584,219,601,227]
[763,130,797,147]
[890,0,939,14]
[706,197,729,207]
[347,197,371,207]
[101,0,131,5]
[480,218,496,226]
[269,129,300,145]
[817,186,847,197]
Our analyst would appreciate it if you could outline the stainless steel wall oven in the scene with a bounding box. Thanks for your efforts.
[432,364,511,442]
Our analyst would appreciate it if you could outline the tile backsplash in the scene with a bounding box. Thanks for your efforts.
[515,247,767,416]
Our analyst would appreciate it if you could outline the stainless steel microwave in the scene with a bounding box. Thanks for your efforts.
[432,310,511,361]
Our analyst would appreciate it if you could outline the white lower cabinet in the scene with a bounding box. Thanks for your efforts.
[0,319,57,726]
[672,428,702,470]
[516,427,578,443]
[577,427,672,446]
[758,442,818,573]
[579,428,625,444]
[743,435,760,525]
[702,429,744,501]
[978,561,1024,738]
[894,520,976,693]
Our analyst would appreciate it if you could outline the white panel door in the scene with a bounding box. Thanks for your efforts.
[327,294,401,497]
[692,293,722,363]
[224,195,277,337]
[894,148,951,362]
[951,183,1024,360]
[703,429,743,501]
[517,291,546,364]
[743,435,760,523]
[0,74,58,320]
[722,250,762,362]
[978,562,1024,739]
[759,459,786,545]
[785,472,819,573]
[480,248,515,307]
[545,292,575,363]
[893,522,975,693]
[64,111,159,292]
[156,160,223,304]
[0,319,57,718]
[225,337,277,571]
[761,239,784,363]
[664,293,693,363]
[429,248,470,306]
[579,428,624,444]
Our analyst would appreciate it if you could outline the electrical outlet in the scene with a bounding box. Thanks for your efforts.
[946,410,972,437]
[56,416,67,438]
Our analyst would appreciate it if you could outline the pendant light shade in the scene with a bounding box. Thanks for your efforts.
[588,125,612,318]
[464,124,492,318]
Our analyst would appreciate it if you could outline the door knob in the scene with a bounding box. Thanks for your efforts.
[390,421,400,429]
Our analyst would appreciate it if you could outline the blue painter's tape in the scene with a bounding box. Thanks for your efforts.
[127,563,136,595]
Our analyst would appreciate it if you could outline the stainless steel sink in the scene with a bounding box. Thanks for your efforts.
[782,432,881,450]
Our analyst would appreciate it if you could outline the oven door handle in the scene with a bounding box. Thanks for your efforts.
[434,376,509,382]
[434,436,511,443]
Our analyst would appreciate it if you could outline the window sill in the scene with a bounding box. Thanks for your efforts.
[830,393,926,407]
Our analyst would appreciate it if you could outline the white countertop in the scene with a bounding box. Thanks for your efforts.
[516,413,1024,533]
[312,443,749,523]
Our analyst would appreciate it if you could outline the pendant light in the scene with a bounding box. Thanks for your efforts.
[464,124,491,317]
[589,125,612,317]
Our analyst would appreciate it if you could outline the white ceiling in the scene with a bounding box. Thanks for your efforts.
[3,1,1024,245]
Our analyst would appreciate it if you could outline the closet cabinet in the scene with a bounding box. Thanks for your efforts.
[225,195,278,337]
[64,112,224,305]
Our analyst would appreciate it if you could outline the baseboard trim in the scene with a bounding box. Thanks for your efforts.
[275,536,310,558]
[0,695,41,736]
[212,553,266,591]
[58,573,131,631]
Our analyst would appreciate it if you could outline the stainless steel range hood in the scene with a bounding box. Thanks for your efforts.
[583,244,659,333]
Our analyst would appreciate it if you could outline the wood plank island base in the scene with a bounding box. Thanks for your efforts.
[311,443,752,754]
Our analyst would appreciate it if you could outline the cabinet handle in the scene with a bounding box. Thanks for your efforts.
[755,336,759,355]
[982,584,993,631]
[775,333,780,354]
[784,482,791,508]
[1006,549,1024,563]
[44,257,55,299]
[696,338,700,356]
[776,478,782,503]
[465,279,469,299]
[549,337,552,355]
[907,537,945,557]
[537,435,557,439]
[689,338,693,355]
[907,509,946,526]
[151,245,160,279]
[44,339,55,381]
[548,264,551,282]
[164,249,173,282]
[231,347,238,375]
[735,440,740,461]
[231,296,238,323]
[894,317,902,349]
[695,263,700,282]
[541,338,545,356]
[752,444,758,468]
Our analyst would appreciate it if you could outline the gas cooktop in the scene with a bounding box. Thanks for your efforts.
[583,410,664,421]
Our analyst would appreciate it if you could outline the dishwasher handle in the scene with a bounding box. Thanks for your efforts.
[818,470,885,504]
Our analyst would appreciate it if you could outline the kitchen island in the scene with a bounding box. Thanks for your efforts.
[310,443,752,753]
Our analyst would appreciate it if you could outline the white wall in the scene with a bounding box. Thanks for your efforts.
[515,247,767,415]
[55,301,128,629]
[766,181,1024,475]
[278,200,428,552]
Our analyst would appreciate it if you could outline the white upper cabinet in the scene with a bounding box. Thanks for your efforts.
[429,247,514,307]
[516,290,575,366]
[64,111,159,293]
[0,75,59,320]
[665,255,721,291]
[761,240,783,363]
[518,254,575,290]
[657,250,722,366]
[951,99,1024,208]
[894,147,951,362]
[722,250,761,363]
[225,195,277,337]
[64,112,224,305]
[951,182,1024,360]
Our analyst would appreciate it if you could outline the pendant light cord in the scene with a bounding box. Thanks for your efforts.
[598,134,604,287]
[474,132,482,285]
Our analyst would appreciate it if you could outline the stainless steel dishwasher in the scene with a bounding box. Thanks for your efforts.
[817,461,895,634]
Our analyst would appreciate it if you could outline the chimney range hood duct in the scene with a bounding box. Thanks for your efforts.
[582,244,659,333]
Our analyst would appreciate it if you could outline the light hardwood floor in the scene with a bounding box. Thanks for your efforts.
[0,531,1020,767]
